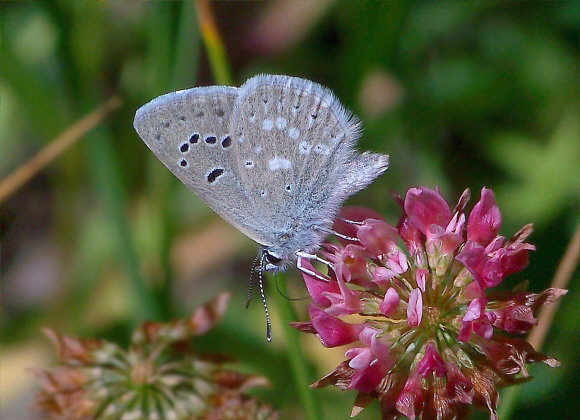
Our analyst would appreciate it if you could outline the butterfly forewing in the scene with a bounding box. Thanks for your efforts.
[134,86,270,242]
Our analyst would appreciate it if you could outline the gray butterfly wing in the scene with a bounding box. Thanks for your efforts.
[229,74,389,259]
[133,86,269,242]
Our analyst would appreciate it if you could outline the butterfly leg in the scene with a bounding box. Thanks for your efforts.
[296,251,335,270]
[296,251,332,282]
[338,217,365,226]
[320,225,360,242]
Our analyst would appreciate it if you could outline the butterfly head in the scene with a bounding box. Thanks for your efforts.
[262,249,287,272]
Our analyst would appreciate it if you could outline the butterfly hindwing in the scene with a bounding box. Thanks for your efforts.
[228,75,368,256]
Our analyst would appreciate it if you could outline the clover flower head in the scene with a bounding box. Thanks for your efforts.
[292,187,566,419]
[31,293,278,420]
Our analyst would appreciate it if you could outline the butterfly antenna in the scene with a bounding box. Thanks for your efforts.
[258,252,272,342]
[246,252,262,309]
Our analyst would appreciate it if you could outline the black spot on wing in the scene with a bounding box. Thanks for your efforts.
[221,136,232,148]
[207,168,224,183]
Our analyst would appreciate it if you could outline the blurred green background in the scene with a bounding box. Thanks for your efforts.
[1,1,578,419]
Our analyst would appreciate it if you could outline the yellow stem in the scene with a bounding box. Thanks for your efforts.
[0,96,122,203]
[527,224,579,349]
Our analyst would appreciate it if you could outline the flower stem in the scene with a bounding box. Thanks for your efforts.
[90,128,162,322]
[0,97,121,204]
[269,273,321,420]
[498,225,579,419]
[195,0,232,86]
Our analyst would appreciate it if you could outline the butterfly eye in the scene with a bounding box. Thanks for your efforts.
[265,253,282,265]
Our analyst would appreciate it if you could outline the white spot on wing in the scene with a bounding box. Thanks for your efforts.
[276,117,287,130]
[331,131,342,143]
[288,127,300,139]
[262,119,274,131]
[314,144,330,155]
[255,146,262,154]
[299,142,311,154]
[269,156,292,171]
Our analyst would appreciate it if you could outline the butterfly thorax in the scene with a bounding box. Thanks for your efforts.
[262,218,331,271]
